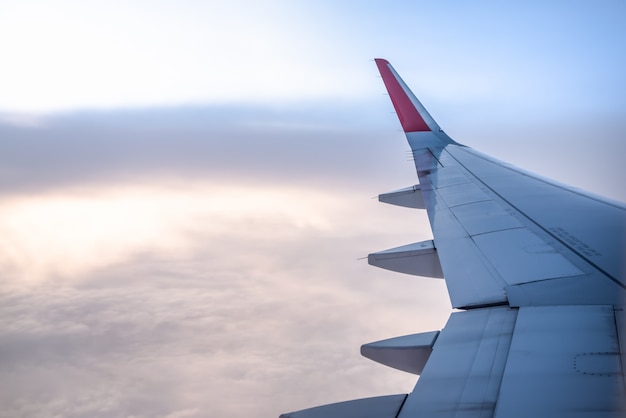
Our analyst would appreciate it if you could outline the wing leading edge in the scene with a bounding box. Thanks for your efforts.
[280,60,626,417]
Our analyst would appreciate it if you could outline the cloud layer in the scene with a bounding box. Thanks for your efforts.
[1,69,625,416]
[0,103,453,417]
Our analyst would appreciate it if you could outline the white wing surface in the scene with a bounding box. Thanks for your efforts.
[280,60,626,418]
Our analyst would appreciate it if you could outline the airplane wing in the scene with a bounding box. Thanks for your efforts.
[280,59,626,418]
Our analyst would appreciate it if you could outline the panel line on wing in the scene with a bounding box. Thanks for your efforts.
[441,145,626,290]
[449,200,523,236]
[470,228,586,286]
[398,308,518,417]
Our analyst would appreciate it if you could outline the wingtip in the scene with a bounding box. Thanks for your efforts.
[374,59,431,132]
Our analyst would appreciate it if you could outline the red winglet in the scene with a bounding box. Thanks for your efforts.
[375,59,430,132]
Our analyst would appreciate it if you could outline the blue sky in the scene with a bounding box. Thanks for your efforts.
[1,1,624,113]
[0,1,624,417]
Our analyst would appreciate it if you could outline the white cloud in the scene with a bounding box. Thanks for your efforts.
[0,176,450,418]
[0,181,350,282]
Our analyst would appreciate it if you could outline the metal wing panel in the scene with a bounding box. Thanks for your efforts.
[446,145,626,287]
[471,228,585,285]
[506,275,623,309]
[398,307,518,418]
[394,305,624,418]
[412,142,625,307]
[420,189,509,307]
[495,305,625,418]
[449,200,522,236]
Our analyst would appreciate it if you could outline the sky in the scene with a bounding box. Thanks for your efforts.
[0,1,625,417]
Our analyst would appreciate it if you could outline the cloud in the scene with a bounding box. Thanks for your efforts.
[0,102,415,196]
[0,176,449,417]
[0,181,350,282]
[0,66,623,417]
[0,102,448,416]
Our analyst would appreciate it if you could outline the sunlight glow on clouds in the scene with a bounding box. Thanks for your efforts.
[0,176,450,417]
[0,182,342,283]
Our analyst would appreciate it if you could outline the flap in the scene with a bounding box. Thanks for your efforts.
[398,307,518,418]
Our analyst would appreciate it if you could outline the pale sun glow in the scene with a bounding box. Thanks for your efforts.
[0,182,341,283]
